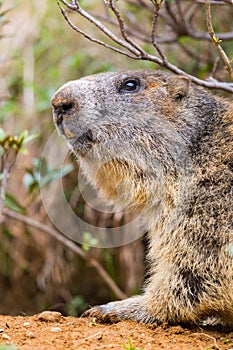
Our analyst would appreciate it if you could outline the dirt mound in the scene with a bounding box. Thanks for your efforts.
[0,313,232,349]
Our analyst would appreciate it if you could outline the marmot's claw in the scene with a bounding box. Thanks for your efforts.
[82,305,121,323]
[82,305,102,318]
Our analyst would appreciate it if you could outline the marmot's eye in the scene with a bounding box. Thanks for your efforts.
[119,78,140,93]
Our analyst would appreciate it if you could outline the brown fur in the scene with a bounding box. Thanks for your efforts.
[51,70,233,326]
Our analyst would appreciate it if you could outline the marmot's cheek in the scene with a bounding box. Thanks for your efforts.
[69,129,97,157]
[63,125,75,139]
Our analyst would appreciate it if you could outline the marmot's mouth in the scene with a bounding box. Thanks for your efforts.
[71,129,96,157]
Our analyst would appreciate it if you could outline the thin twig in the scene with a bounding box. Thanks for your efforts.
[165,0,178,29]
[125,0,154,12]
[193,332,220,349]
[151,0,167,63]
[178,42,214,64]
[58,0,77,10]
[2,207,128,301]
[0,152,17,223]
[58,4,138,59]
[105,0,144,56]
[187,3,200,26]
[210,56,221,78]
[0,163,8,222]
[205,0,233,80]
[175,0,184,22]
[196,0,232,4]
[58,0,142,56]
[89,12,151,43]
[187,30,233,41]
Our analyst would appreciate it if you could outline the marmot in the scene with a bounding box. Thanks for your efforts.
[51,70,233,326]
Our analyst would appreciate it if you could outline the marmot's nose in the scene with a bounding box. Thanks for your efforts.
[51,88,77,126]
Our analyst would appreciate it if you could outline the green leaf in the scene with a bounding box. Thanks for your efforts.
[40,163,74,187]
[0,128,5,141]
[0,344,18,350]
[81,231,98,251]
[22,132,39,145]
[19,147,28,155]
[23,158,74,193]
[122,337,143,350]
[18,130,28,143]
[23,173,34,189]
[35,157,47,175]
[23,173,39,194]
[213,35,222,44]
[4,193,25,214]
[61,164,74,177]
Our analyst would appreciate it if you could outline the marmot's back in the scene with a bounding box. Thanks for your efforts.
[51,70,233,326]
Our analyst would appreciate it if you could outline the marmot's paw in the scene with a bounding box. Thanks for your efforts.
[82,305,122,323]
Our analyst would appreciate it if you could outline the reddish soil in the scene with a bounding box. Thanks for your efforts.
[0,312,233,350]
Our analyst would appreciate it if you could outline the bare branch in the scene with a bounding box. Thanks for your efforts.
[151,1,168,63]
[89,12,151,43]
[187,29,233,41]
[175,0,184,22]
[145,53,233,92]
[0,162,9,223]
[196,0,233,4]
[57,0,233,93]
[164,0,179,29]
[3,207,128,301]
[205,0,233,80]
[178,42,214,65]
[0,151,17,223]
[58,0,77,10]
[210,57,221,78]
[57,3,139,59]
[125,0,154,12]
[58,0,142,56]
[105,0,145,55]
[87,11,179,44]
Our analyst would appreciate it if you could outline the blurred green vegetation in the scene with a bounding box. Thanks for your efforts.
[0,345,18,350]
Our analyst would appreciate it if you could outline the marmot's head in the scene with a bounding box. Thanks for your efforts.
[51,70,216,210]
[51,70,192,157]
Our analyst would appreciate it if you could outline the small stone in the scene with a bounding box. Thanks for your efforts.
[23,322,30,327]
[0,328,4,333]
[37,311,62,322]
[27,332,35,338]
[2,333,10,340]
[51,327,62,333]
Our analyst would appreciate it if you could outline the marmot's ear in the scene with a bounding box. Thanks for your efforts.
[166,76,190,101]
